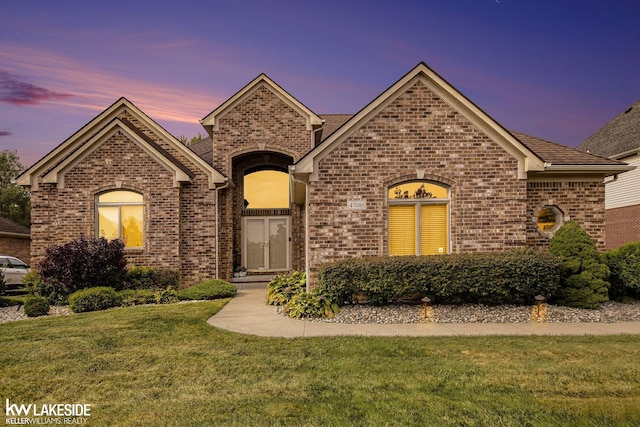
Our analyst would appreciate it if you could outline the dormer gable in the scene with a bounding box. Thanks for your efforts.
[200,73,323,135]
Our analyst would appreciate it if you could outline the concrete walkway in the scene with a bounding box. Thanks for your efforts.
[207,283,640,338]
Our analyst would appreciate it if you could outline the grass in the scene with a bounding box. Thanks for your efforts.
[1,301,639,426]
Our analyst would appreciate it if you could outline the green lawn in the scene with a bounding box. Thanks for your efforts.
[1,301,639,426]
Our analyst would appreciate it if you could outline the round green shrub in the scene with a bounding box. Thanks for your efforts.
[177,280,237,301]
[606,241,640,300]
[549,221,610,308]
[69,287,120,313]
[23,296,50,317]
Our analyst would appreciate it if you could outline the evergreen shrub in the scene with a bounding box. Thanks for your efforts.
[23,296,50,317]
[548,221,610,308]
[177,280,237,301]
[605,241,640,300]
[317,249,561,306]
[69,287,120,313]
[123,266,179,291]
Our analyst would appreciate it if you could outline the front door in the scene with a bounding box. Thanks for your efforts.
[243,216,290,272]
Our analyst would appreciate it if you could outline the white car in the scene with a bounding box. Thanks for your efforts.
[0,255,30,285]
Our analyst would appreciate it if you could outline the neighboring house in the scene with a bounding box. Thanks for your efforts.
[16,62,633,287]
[0,216,30,264]
[577,100,640,249]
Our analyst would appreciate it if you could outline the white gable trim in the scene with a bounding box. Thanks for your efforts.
[42,119,193,189]
[200,74,323,134]
[295,63,545,181]
[17,98,226,190]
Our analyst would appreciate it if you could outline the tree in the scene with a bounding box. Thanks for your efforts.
[0,150,30,227]
[548,221,610,308]
[177,132,205,146]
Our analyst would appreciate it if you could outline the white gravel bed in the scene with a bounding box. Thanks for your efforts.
[0,305,72,323]
[303,300,640,324]
[3,300,640,325]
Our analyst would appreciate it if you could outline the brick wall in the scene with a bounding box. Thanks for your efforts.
[30,118,217,287]
[307,80,528,283]
[212,84,313,279]
[526,181,606,250]
[605,204,640,249]
[0,236,30,264]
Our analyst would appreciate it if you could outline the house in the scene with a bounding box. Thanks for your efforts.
[0,216,30,264]
[16,62,633,287]
[577,100,640,249]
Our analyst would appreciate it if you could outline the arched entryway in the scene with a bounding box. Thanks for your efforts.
[231,152,302,276]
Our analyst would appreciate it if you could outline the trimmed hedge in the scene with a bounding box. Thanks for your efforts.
[317,249,561,306]
[606,241,640,300]
[69,287,120,313]
[123,266,179,291]
[23,296,50,317]
[177,280,237,301]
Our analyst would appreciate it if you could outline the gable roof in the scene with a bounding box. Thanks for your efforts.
[200,73,323,135]
[16,98,226,190]
[0,216,29,237]
[577,100,640,159]
[189,137,214,166]
[511,131,626,166]
[294,62,634,180]
[295,62,546,180]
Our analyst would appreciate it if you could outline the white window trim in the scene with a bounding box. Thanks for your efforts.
[96,191,144,249]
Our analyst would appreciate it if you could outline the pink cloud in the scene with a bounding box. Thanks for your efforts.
[0,70,73,106]
[0,130,12,137]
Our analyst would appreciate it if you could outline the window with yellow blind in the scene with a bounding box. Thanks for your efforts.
[388,182,449,256]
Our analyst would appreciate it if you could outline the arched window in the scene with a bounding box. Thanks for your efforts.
[97,190,143,248]
[388,181,449,256]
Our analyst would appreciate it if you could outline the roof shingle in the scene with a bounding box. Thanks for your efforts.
[577,100,640,158]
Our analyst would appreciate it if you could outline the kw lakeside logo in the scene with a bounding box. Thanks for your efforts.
[5,399,91,425]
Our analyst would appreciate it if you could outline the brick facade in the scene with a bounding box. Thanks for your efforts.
[22,65,620,289]
[526,181,606,250]
[29,112,218,287]
[605,204,640,249]
[307,80,529,281]
[211,84,313,279]
[0,236,30,264]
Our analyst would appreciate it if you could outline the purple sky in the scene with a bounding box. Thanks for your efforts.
[1,0,639,169]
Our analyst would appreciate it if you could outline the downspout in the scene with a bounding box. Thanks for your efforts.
[214,177,230,279]
[603,174,619,185]
[289,166,311,292]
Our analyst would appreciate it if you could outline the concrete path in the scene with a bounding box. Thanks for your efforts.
[207,283,640,338]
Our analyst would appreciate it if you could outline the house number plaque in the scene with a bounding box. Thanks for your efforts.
[347,200,367,210]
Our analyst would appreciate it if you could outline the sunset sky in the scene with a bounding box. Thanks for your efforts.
[1,0,639,169]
